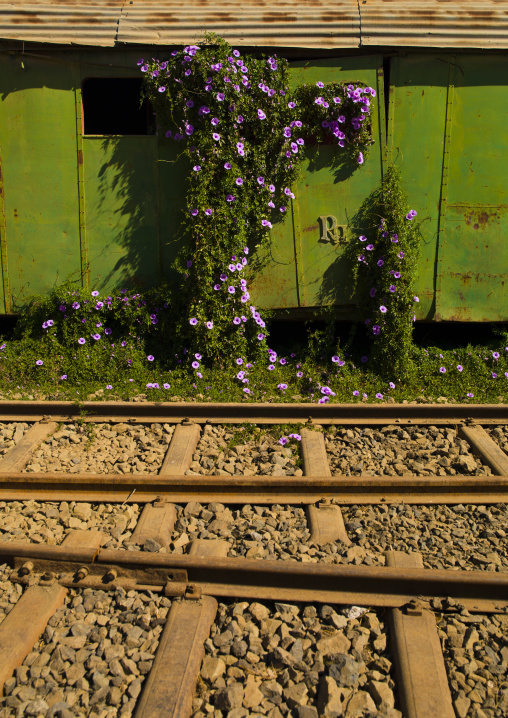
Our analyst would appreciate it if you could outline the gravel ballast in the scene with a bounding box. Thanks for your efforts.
[0,423,31,458]
[24,423,175,475]
[186,425,302,477]
[0,588,171,718]
[325,425,491,477]
[439,611,508,718]
[192,600,402,718]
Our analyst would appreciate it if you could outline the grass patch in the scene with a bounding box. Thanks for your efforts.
[0,285,506,405]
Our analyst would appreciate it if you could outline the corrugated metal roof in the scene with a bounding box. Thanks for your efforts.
[0,0,506,49]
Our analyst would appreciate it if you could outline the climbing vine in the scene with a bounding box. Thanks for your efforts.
[350,165,421,378]
[138,34,374,363]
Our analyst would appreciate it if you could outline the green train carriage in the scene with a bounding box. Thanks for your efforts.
[0,0,506,322]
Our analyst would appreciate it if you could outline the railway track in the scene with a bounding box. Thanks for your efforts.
[0,401,507,718]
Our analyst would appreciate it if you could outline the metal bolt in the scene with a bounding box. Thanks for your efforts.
[19,561,33,576]
[76,566,89,581]
[104,568,117,582]
[41,571,54,582]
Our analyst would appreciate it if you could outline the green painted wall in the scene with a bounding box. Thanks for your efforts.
[0,48,506,321]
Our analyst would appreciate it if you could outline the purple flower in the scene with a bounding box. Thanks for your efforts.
[493,351,500,360]
[439,367,446,373]
[236,358,243,366]
[206,321,213,329]
[268,364,275,371]
[193,165,201,172]
[257,333,264,340]
[92,333,101,340]
[72,302,80,309]
[212,133,220,141]
[257,109,266,120]
[61,374,67,380]
[369,288,376,297]
[91,290,99,297]
[377,258,385,267]
[389,382,395,389]
[332,356,339,363]
[373,325,380,335]
[224,162,231,170]
[296,371,303,378]
[228,263,236,272]
[106,384,112,390]
[105,328,112,335]
[233,317,241,325]
[146,355,154,362]
[220,274,227,282]
[397,251,405,259]
[236,177,243,186]
[492,372,498,379]
[228,286,235,294]
[467,392,474,398]
[189,318,198,326]
[191,208,198,216]
[192,361,199,369]
[457,365,463,372]
[205,208,213,216]
[163,383,170,389]
[217,92,225,101]
[353,390,360,396]
[226,194,235,202]
[213,284,220,291]
[358,152,364,165]
[394,272,401,279]
[36,359,43,366]
[278,437,288,445]
[376,393,383,399]
[414,296,419,302]
[389,285,396,293]
[379,305,387,313]
[262,219,272,228]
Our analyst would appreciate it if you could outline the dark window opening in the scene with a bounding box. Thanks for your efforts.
[82,77,155,136]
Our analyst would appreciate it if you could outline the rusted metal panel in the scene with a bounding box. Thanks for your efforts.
[252,55,384,311]
[1,1,508,50]
[0,1,360,49]
[361,1,508,49]
[435,54,508,321]
[0,52,82,311]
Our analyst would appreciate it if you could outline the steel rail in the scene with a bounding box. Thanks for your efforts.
[0,472,507,504]
[3,542,507,610]
[0,400,507,425]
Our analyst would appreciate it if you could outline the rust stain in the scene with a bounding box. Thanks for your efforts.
[303,224,318,233]
[464,209,500,228]
[77,149,83,166]
[68,16,102,24]
[11,13,43,24]
[204,12,233,22]
[320,12,348,22]
[147,13,176,22]
[262,12,298,22]
[13,209,18,219]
